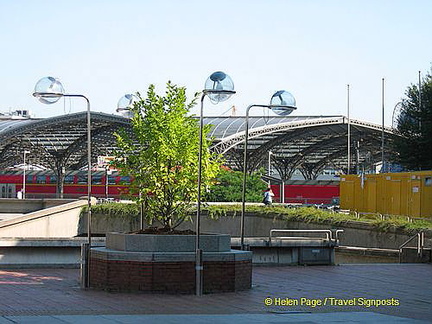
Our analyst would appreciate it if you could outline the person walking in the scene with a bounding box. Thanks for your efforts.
[263,188,274,206]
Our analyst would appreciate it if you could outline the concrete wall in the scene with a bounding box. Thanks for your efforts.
[0,198,77,214]
[88,213,432,249]
[0,238,105,268]
[0,198,91,238]
[90,211,432,250]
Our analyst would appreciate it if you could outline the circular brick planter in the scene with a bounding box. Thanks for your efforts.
[89,232,252,294]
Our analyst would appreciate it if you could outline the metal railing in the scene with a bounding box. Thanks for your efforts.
[398,231,425,263]
[353,212,384,220]
[269,229,343,245]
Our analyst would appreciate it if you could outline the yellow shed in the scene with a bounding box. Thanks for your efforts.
[340,171,432,218]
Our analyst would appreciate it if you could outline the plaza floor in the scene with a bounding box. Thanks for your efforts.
[0,264,430,323]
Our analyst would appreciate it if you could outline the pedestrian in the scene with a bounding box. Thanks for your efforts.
[263,188,274,206]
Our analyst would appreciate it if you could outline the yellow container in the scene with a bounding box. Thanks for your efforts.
[340,171,432,218]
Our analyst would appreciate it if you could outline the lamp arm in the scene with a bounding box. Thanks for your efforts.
[240,104,271,250]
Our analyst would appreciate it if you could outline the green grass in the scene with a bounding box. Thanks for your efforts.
[83,202,140,220]
[85,203,432,233]
[204,204,432,233]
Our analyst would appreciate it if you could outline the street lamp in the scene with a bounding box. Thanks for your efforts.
[33,76,92,288]
[116,93,145,229]
[240,90,296,250]
[22,150,30,199]
[117,94,138,118]
[268,150,273,186]
[197,71,235,296]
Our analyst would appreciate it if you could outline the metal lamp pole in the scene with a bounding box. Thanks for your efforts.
[196,71,235,296]
[33,77,92,288]
[240,91,297,251]
[241,104,273,250]
[381,78,385,172]
[347,84,351,174]
[268,150,273,186]
[22,150,30,199]
[116,93,141,229]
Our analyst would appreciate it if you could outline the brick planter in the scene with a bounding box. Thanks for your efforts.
[89,232,252,294]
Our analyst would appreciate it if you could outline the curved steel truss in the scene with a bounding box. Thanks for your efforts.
[0,113,398,189]
[205,115,396,179]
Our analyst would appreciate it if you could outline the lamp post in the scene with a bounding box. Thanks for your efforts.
[240,90,296,250]
[117,94,137,118]
[347,84,351,174]
[268,150,273,186]
[33,76,92,288]
[197,71,235,296]
[381,78,385,173]
[22,150,30,199]
[116,93,143,229]
[105,167,112,200]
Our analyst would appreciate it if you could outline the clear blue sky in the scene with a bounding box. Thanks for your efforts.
[1,0,431,125]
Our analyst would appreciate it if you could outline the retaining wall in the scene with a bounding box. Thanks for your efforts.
[89,211,432,250]
[0,198,93,238]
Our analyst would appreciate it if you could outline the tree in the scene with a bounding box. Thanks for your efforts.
[113,82,222,230]
[391,71,432,170]
[205,168,268,202]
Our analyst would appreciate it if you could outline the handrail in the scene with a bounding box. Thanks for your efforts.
[334,229,344,241]
[398,231,425,263]
[269,229,343,245]
[355,212,384,220]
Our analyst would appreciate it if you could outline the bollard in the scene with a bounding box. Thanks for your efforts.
[80,243,89,289]
[195,248,203,296]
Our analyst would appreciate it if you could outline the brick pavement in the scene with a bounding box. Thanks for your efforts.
[0,264,430,321]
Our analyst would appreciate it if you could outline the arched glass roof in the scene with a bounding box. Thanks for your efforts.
[0,112,130,170]
[203,115,396,177]
[0,112,397,179]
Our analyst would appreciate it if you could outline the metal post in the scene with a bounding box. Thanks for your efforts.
[67,95,92,288]
[195,94,205,296]
[23,152,25,199]
[418,71,422,154]
[281,180,285,204]
[381,78,385,172]
[105,167,109,200]
[418,71,422,113]
[32,84,92,288]
[241,104,271,250]
[241,106,252,251]
[80,243,89,289]
[280,182,283,203]
[347,84,351,174]
[140,194,144,231]
[268,151,272,186]
[22,151,29,199]
[85,97,92,289]
[196,86,235,296]
[417,233,421,256]
[420,231,425,255]
[356,141,360,175]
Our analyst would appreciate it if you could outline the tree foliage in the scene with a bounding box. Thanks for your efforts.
[391,71,432,170]
[113,82,222,229]
[205,168,268,202]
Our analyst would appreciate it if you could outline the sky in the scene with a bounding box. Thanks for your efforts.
[1,0,431,126]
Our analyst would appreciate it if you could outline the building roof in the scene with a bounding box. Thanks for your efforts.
[204,115,396,177]
[0,112,397,178]
[0,112,130,170]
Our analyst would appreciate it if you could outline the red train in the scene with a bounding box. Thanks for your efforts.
[270,182,339,205]
[0,170,339,204]
[0,170,131,199]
